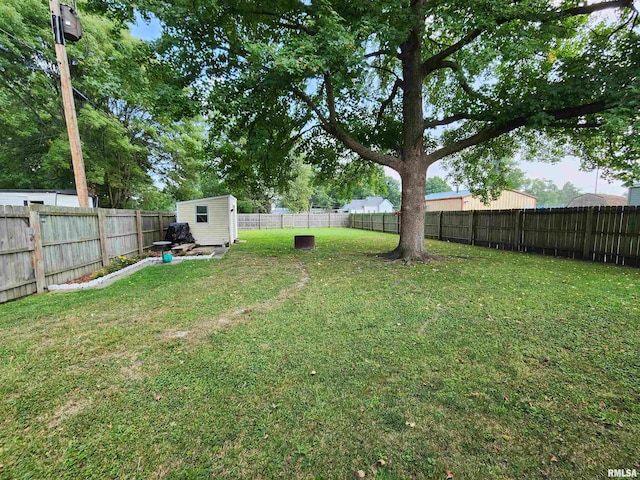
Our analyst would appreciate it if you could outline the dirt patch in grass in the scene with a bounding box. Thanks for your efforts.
[160,261,310,343]
[120,357,144,380]
[45,398,92,429]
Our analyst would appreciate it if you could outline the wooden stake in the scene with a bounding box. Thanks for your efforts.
[49,0,90,208]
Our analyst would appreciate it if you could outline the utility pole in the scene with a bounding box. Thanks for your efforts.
[49,0,90,207]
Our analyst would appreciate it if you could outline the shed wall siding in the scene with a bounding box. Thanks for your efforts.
[178,199,230,245]
[426,191,535,211]
[425,198,464,211]
[467,191,536,210]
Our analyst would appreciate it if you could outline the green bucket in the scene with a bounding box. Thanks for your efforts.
[162,253,173,263]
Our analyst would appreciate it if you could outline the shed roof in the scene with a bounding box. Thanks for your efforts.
[567,193,627,207]
[425,190,471,201]
[593,194,628,206]
[176,195,237,205]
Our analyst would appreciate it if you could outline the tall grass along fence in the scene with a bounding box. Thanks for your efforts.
[238,213,350,230]
[0,205,175,303]
[351,206,640,267]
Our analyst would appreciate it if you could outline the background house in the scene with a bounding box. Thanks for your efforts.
[425,190,536,211]
[0,189,98,207]
[341,196,394,213]
[567,193,628,207]
[176,195,238,246]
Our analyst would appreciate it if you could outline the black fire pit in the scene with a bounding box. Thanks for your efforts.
[294,235,315,250]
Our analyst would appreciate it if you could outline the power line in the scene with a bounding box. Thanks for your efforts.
[0,26,55,61]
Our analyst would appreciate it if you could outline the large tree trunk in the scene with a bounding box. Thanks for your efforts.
[389,2,430,262]
[389,158,429,261]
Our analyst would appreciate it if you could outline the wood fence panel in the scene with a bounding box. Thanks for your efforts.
[350,206,640,268]
[0,205,175,304]
[621,207,640,266]
[441,211,471,243]
[159,213,171,240]
[37,206,102,287]
[424,212,439,239]
[238,213,350,230]
[141,213,160,249]
[371,214,385,232]
[0,206,35,303]
[105,211,138,258]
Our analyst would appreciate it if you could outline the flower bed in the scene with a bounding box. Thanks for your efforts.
[48,250,219,293]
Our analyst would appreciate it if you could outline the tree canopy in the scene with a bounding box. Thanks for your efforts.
[88,0,639,258]
[0,0,204,209]
[425,176,452,196]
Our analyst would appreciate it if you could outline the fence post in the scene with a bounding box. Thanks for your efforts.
[308,210,311,228]
[369,212,373,231]
[437,211,443,241]
[29,208,46,293]
[328,213,331,228]
[136,210,144,255]
[98,209,109,267]
[281,214,284,229]
[514,210,522,251]
[258,214,262,230]
[582,207,595,259]
[158,212,164,241]
[468,210,475,245]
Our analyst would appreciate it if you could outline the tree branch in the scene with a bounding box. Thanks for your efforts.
[423,29,483,76]
[324,73,337,124]
[563,0,634,16]
[274,21,317,36]
[437,60,495,106]
[366,63,402,82]
[326,124,400,169]
[423,113,471,131]
[365,49,397,58]
[429,100,607,161]
[291,86,330,126]
[422,0,634,76]
[376,79,402,129]
[291,85,400,169]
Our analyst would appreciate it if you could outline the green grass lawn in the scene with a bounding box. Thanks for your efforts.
[1,228,638,479]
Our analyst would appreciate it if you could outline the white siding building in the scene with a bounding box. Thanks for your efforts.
[341,196,395,213]
[176,195,238,246]
[0,189,98,207]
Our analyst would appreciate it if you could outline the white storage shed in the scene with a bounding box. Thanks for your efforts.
[176,195,238,246]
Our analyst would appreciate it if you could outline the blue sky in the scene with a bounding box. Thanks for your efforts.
[129,12,161,41]
[129,16,628,196]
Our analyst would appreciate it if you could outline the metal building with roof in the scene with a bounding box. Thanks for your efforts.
[424,189,536,211]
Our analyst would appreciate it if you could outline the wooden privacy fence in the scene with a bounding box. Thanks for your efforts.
[238,213,350,230]
[0,205,175,303]
[351,206,640,267]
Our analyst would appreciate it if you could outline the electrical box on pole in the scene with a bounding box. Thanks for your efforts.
[49,0,90,208]
[60,3,83,42]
